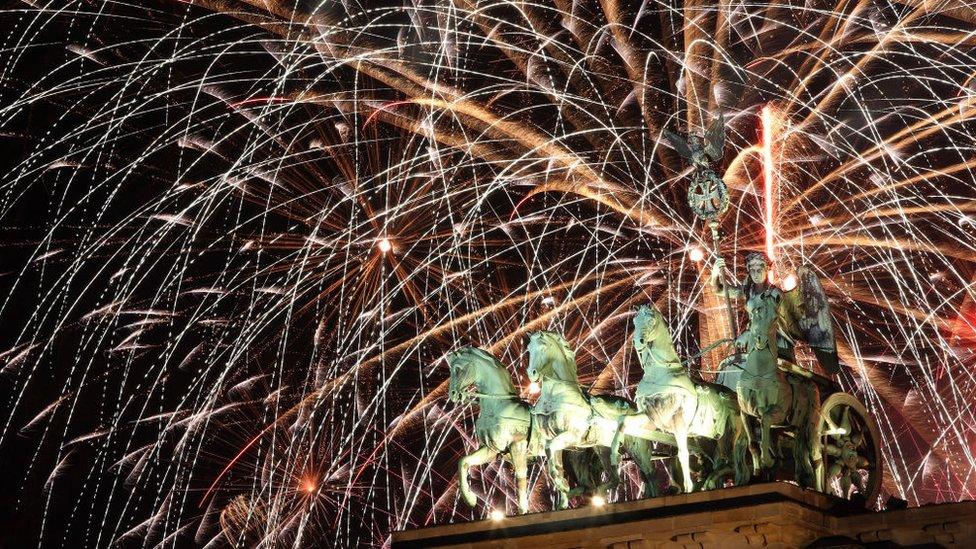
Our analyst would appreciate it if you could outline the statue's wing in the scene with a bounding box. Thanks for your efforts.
[663,129,694,159]
[704,113,725,161]
[778,264,840,374]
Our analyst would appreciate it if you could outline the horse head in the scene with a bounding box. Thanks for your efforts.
[633,304,664,352]
[448,347,514,402]
[447,347,481,403]
[527,331,578,383]
[633,304,681,370]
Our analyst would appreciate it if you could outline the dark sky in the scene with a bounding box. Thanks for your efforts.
[2,1,976,547]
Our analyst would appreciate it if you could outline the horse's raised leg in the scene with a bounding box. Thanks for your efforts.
[459,446,498,508]
[610,416,625,468]
[674,426,694,493]
[546,432,575,508]
[511,441,529,514]
[612,414,652,468]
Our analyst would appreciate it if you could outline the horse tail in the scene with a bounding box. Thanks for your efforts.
[620,434,656,487]
[527,413,545,458]
[789,379,820,488]
[731,412,752,486]
[564,448,604,492]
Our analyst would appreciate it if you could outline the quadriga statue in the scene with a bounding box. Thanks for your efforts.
[711,253,839,489]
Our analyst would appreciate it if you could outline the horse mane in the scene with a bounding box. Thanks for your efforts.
[467,347,517,394]
[539,332,579,383]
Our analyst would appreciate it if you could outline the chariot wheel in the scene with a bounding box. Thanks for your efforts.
[817,393,882,506]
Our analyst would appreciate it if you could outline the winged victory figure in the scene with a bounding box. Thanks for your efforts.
[665,114,729,221]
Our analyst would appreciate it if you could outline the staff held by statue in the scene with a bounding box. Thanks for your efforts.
[664,115,738,348]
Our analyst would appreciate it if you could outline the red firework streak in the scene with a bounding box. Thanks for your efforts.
[762,105,777,267]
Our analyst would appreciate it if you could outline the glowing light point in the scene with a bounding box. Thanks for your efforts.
[688,247,705,262]
[528,381,541,395]
[592,495,606,507]
[783,273,798,291]
[489,509,505,521]
[377,238,393,253]
[303,480,316,493]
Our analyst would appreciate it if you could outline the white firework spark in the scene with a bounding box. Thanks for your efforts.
[1,0,975,546]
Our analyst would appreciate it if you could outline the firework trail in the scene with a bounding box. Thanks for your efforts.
[1,0,976,546]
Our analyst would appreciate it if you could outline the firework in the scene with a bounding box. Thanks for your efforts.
[1,0,975,546]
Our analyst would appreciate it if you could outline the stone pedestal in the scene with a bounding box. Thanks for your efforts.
[392,482,975,548]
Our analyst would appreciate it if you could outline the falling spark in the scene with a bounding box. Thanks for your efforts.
[0,1,974,546]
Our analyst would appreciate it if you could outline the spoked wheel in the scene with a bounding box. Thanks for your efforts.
[817,393,882,506]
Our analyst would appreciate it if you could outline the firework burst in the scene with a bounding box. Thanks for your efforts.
[2,0,976,546]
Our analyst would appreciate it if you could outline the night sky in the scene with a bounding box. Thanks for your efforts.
[2,1,976,547]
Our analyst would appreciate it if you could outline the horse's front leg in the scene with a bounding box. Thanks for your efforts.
[511,441,529,514]
[609,415,631,468]
[732,417,752,487]
[546,431,575,508]
[740,410,760,475]
[674,426,694,493]
[613,414,652,464]
[459,446,498,508]
[759,412,775,469]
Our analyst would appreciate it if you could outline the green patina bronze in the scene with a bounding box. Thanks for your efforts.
[712,254,824,489]
[709,254,880,501]
[448,347,534,513]
[526,332,658,509]
[448,346,616,514]
[611,304,750,494]
[446,115,882,514]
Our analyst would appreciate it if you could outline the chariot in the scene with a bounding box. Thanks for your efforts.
[621,357,885,506]
[767,360,883,505]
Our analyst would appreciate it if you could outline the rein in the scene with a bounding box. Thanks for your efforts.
[683,337,734,365]
[636,348,683,371]
[468,391,520,400]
